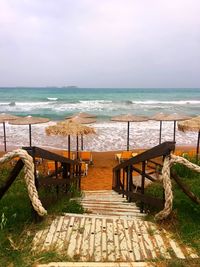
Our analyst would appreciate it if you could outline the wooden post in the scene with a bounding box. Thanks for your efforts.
[173,120,176,142]
[81,134,83,150]
[127,121,130,151]
[127,166,131,202]
[76,135,79,159]
[3,122,7,152]
[68,135,70,158]
[0,160,24,199]
[140,161,146,213]
[159,121,162,144]
[196,130,200,162]
[122,169,125,198]
[29,124,32,147]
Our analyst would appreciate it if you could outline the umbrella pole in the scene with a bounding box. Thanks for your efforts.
[159,121,162,144]
[81,134,83,150]
[3,122,7,152]
[76,135,79,159]
[173,121,176,142]
[127,121,130,151]
[196,130,200,162]
[29,124,32,147]
[68,135,70,158]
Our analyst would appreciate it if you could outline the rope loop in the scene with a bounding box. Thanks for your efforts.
[0,149,47,216]
[155,153,200,220]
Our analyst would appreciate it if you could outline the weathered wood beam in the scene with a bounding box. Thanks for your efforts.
[0,160,24,199]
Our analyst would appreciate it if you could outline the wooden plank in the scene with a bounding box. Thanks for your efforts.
[94,218,102,261]
[67,217,80,258]
[24,146,75,165]
[114,188,163,209]
[38,177,78,186]
[74,217,85,257]
[89,217,96,259]
[117,220,129,261]
[51,216,65,249]
[138,221,157,259]
[63,216,75,252]
[80,217,92,261]
[113,219,121,261]
[57,216,70,251]
[122,219,134,261]
[102,218,107,261]
[106,219,115,261]
[132,220,148,259]
[42,217,59,251]
[146,222,171,259]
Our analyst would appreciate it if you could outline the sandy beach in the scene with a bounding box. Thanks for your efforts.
[0,145,197,191]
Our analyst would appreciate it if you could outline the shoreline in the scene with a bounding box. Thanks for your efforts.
[0,120,199,152]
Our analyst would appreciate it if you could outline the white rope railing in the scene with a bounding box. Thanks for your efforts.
[155,154,200,220]
[0,149,47,216]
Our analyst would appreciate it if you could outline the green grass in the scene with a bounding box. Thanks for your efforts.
[146,155,200,253]
[0,165,84,266]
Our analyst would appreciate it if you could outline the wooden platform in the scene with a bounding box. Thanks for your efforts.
[34,191,198,266]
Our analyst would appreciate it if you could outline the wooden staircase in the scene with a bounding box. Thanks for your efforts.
[79,190,145,218]
[34,190,198,266]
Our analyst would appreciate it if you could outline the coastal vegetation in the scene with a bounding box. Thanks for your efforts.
[146,155,200,254]
[0,164,83,266]
[0,154,199,266]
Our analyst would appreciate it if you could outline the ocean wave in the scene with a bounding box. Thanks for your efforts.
[79,100,113,104]
[131,100,200,105]
[47,97,58,101]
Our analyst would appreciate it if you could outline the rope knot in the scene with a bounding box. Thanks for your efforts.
[0,149,47,216]
[155,153,200,220]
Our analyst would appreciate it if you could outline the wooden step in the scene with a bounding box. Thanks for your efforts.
[36,261,152,267]
[79,190,142,218]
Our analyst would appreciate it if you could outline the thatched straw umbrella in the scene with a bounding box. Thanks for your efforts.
[66,112,96,119]
[66,116,96,150]
[0,113,19,151]
[111,114,149,151]
[9,115,50,147]
[46,120,95,158]
[151,112,191,144]
[178,116,200,161]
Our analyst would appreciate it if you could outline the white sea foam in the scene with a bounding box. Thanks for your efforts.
[47,97,58,101]
[0,98,199,115]
[131,100,200,105]
[1,120,198,152]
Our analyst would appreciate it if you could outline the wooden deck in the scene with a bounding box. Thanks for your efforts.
[34,191,198,266]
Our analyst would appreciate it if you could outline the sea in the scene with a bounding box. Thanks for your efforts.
[0,87,200,151]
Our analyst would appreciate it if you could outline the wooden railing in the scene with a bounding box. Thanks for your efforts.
[23,146,82,191]
[112,142,175,212]
[0,146,82,219]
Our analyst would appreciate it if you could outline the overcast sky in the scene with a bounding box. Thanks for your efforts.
[0,0,200,88]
